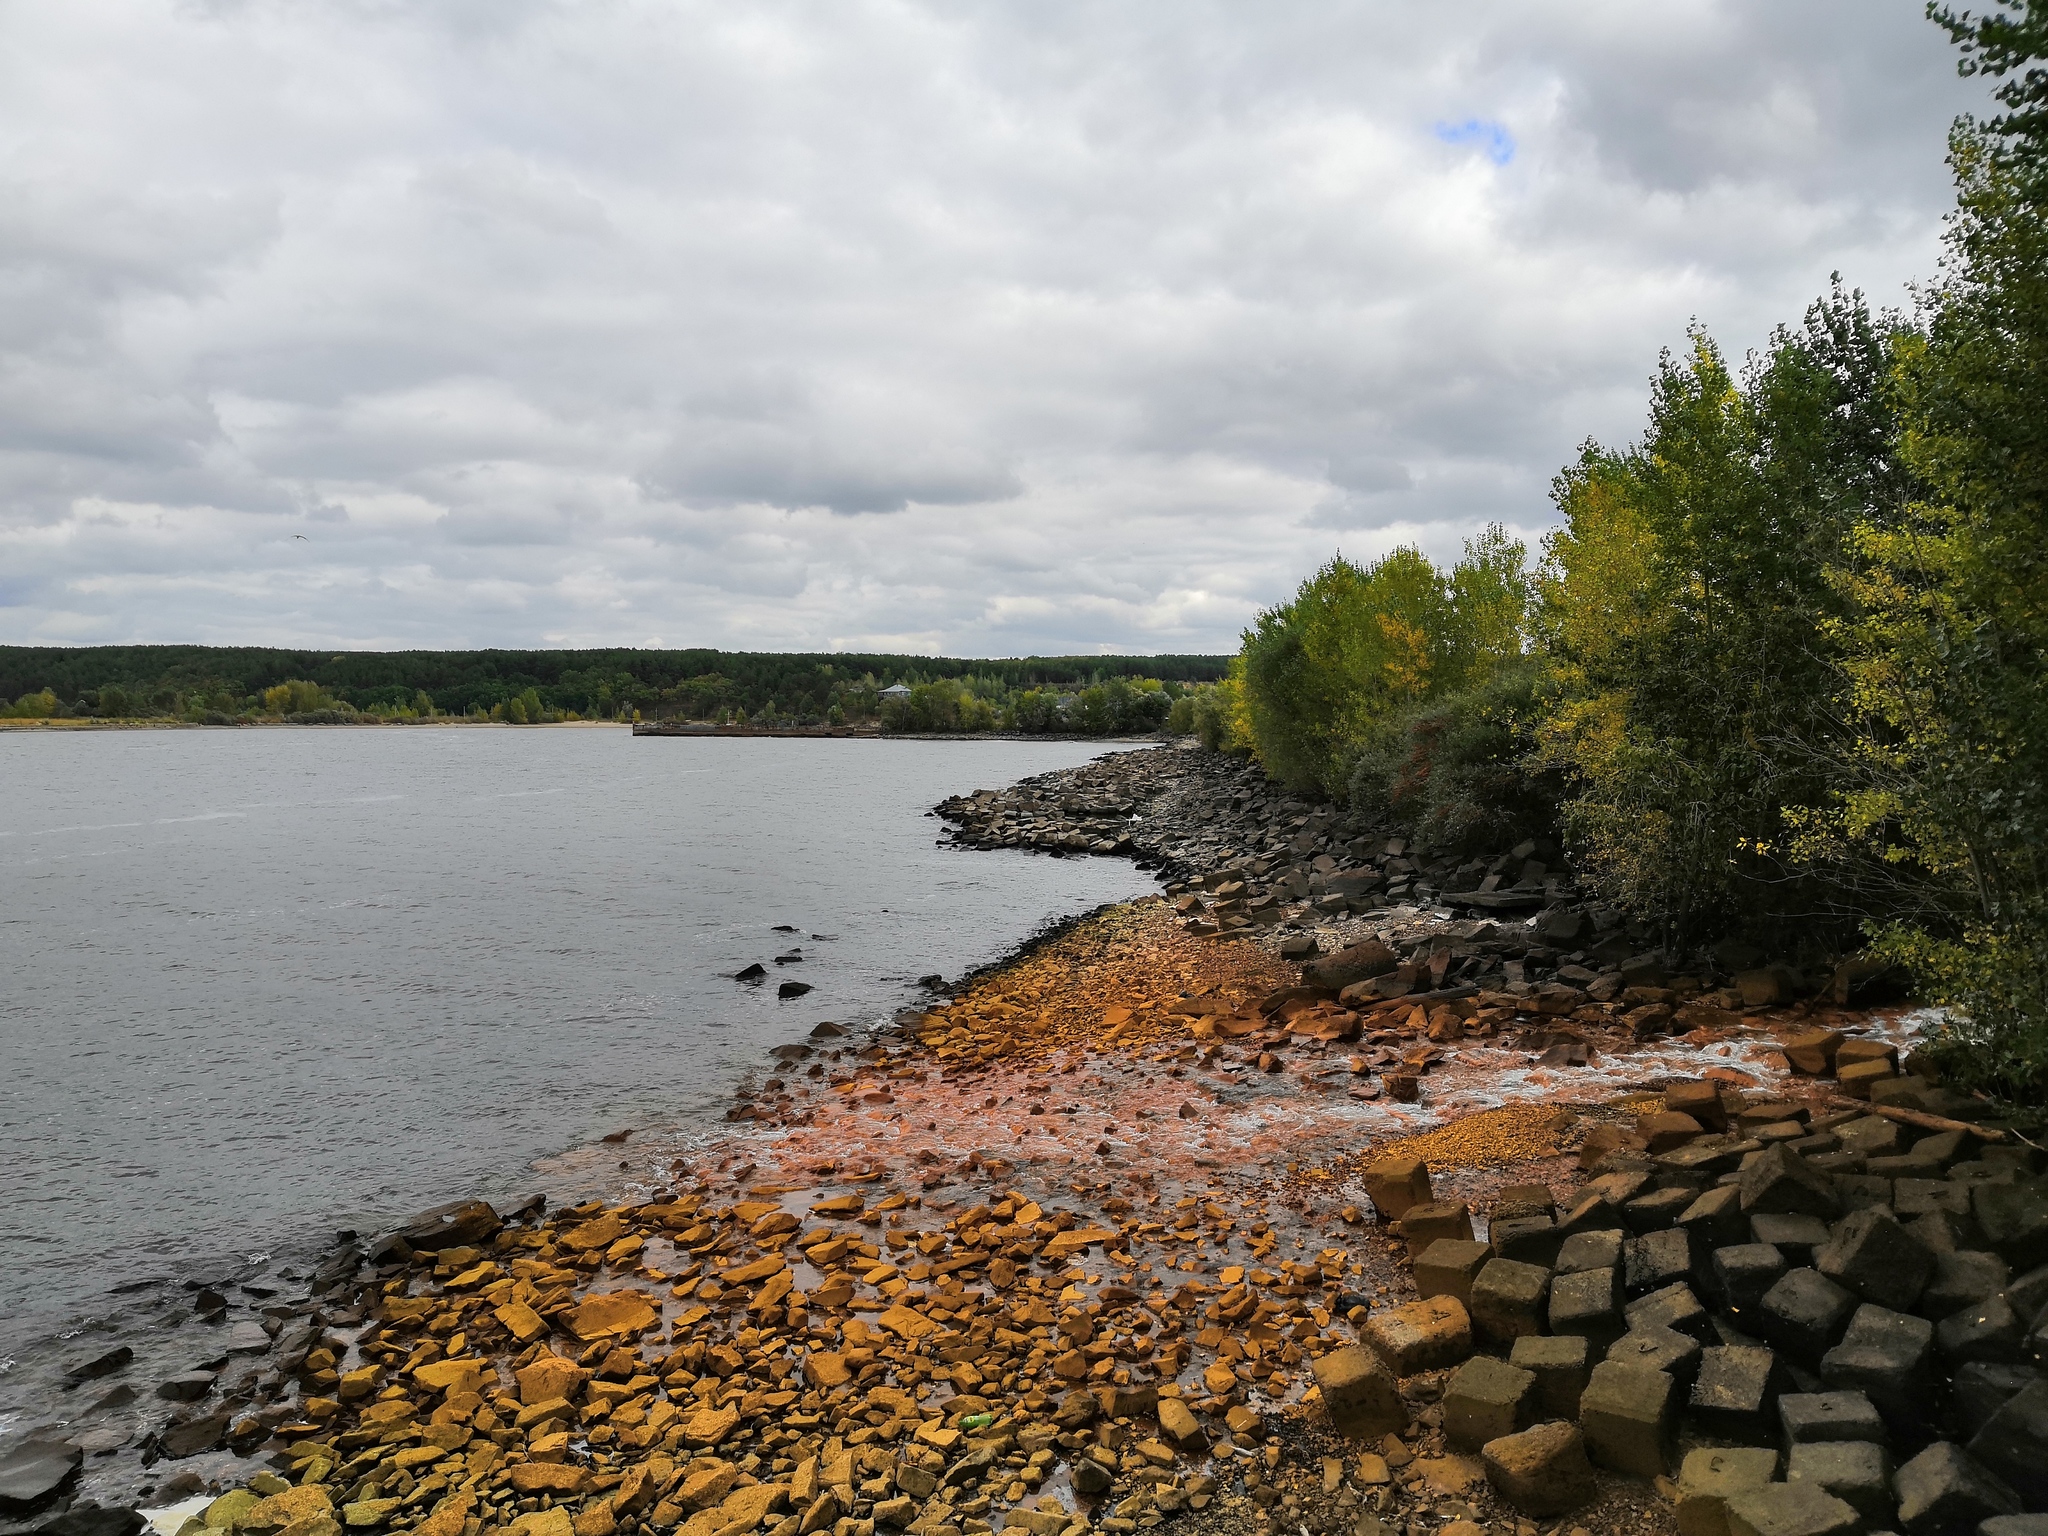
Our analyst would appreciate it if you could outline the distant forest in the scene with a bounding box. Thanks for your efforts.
[0,644,1231,731]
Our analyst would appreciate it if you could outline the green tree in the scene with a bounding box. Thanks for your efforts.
[1824,3,2048,1094]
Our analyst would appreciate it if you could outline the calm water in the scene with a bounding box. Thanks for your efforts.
[0,728,1148,1414]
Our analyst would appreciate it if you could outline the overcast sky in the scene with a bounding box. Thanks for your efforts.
[0,0,1991,657]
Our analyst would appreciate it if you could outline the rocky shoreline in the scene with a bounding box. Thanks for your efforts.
[7,744,2045,1536]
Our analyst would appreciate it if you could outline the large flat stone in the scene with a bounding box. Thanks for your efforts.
[0,1442,82,1515]
[1557,1230,1624,1275]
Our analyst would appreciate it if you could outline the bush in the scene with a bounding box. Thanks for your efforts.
[1347,661,1563,853]
[1236,530,1531,799]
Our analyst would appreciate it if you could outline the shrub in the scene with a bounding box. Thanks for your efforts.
[1347,660,1563,853]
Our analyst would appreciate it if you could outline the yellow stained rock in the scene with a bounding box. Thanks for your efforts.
[493,1310,548,1343]
[568,1290,659,1341]
[413,1495,474,1536]
[412,1358,486,1394]
[804,1351,851,1387]
[680,1406,740,1447]
[243,1486,334,1532]
[678,1463,738,1511]
[506,1463,592,1496]
[517,1356,588,1406]
[507,1510,574,1536]
[560,1214,629,1252]
[875,1306,937,1340]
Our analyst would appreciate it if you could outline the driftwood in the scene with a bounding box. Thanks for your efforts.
[1827,1096,2007,1143]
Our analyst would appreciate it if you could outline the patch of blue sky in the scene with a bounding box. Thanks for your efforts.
[1434,118,1515,165]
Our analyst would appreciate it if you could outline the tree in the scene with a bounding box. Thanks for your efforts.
[1826,4,2048,1093]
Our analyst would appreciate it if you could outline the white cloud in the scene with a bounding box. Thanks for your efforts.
[0,0,1991,654]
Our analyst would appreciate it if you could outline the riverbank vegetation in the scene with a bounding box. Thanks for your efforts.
[0,647,1224,732]
[1210,6,2048,1097]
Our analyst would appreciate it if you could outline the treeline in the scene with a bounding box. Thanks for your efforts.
[0,646,1228,730]
[1207,5,2048,1099]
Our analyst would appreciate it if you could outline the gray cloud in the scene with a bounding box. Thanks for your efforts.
[0,0,1992,654]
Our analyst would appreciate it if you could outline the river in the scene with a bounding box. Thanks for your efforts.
[0,726,1152,1448]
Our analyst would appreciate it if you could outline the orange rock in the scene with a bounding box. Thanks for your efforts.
[568,1291,659,1341]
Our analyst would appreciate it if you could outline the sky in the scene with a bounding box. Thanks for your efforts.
[0,0,1996,657]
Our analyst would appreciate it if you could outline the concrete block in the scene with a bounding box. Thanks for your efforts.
[1580,1360,1676,1480]
[1973,1183,2048,1273]
[1690,1346,1788,1444]
[1668,1079,1730,1131]
[1491,1214,1565,1269]
[1779,1390,1886,1448]
[1951,1361,2038,1440]
[1394,1200,1473,1248]
[1480,1420,1596,1518]
[1968,1378,2048,1510]
[1510,1333,1591,1419]
[1742,1145,1841,1219]
[1442,1355,1534,1450]
[1758,1268,1860,1365]
[1361,1294,1471,1377]
[1470,1259,1551,1345]
[1677,1447,1780,1536]
[1787,1441,1893,1528]
[1723,1482,1863,1536]
[1631,1186,1708,1233]
[1606,1325,1703,1387]
[1627,1280,1713,1343]
[1835,1173,1895,1214]
[1550,1265,1624,1350]
[1936,1293,2027,1365]
[1412,1239,1491,1307]
[1683,1184,1753,1252]
[1819,1303,1936,1438]
[1816,1208,1936,1311]
[1914,1250,2008,1320]
[1751,1214,1832,1266]
[1893,1441,2019,1536]
[1717,1244,1791,1317]
[1361,1155,1432,1220]
[1311,1344,1410,1438]
[1557,1188,1627,1237]
[1494,1182,1557,1220]
[1557,1229,1623,1275]
[1628,1227,1695,1296]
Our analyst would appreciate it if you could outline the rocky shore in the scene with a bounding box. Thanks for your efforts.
[8,745,2046,1536]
